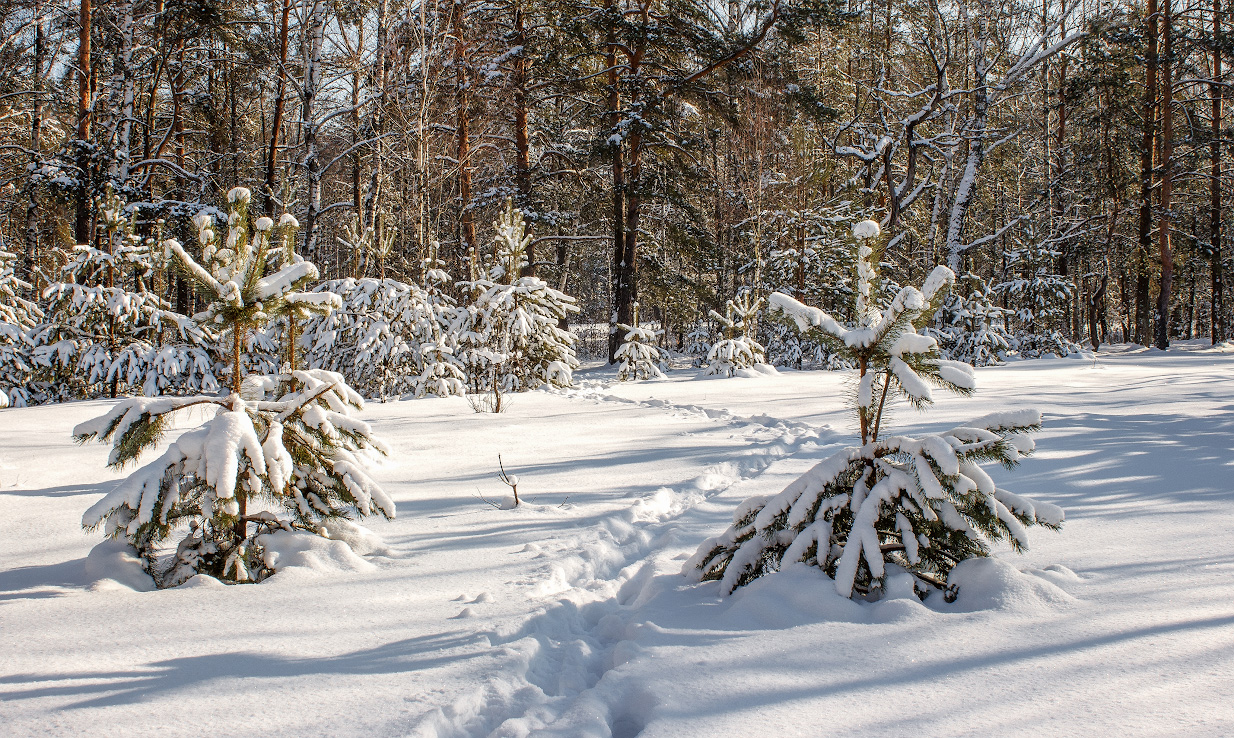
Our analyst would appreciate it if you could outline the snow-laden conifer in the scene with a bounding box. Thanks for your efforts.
[706,293,766,376]
[458,201,579,395]
[995,231,1083,357]
[300,266,466,400]
[78,187,393,587]
[927,274,1014,366]
[0,247,40,407]
[615,302,667,380]
[683,319,713,363]
[29,188,218,402]
[687,220,1063,600]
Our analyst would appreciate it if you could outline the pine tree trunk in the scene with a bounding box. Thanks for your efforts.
[265,0,291,216]
[75,0,92,247]
[606,0,625,363]
[616,31,647,362]
[1136,0,1159,346]
[1156,0,1174,349]
[362,0,389,244]
[513,0,534,276]
[454,0,476,274]
[1213,0,1225,344]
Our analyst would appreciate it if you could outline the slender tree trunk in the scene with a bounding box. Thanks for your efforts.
[351,21,364,277]
[1156,0,1174,349]
[113,0,137,184]
[606,0,625,362]
[513,0,534,275]
[1088,275,1106,350]
[265,0,291,215]
[614,32,647,362]
[454,0,476,274]
[945,6,989,271]
[75,0,93,247]
[1213,0,1226,343]
[232,323,247,546]
[301,0,327,257]
[1135,0,1159,345]
[362,0,389,241]
[24,12,43,289]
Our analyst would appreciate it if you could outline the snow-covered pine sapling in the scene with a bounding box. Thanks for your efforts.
[265,212,340,377]
[684,320,713,364]
[687,220,1063,600]
[615,301,667,381]
[78,187,393,587]
[706,292,766,376]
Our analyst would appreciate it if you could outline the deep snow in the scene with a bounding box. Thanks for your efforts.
[2,342,1232,737]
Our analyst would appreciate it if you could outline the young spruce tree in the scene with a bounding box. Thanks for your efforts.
[615,302,667,380]
[705,293,767,376]
[687,221,1063,600]
[458,201,579,396]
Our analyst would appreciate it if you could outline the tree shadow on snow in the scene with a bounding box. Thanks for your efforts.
[654,610,1234,726]
[0,629,486,709]
[1000,409,1234,518]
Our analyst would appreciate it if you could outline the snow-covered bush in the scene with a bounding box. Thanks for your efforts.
[78,187,393,587]
[615,302,667,380]
[457,201,579,395]
[687,220,1063,600]
[706,293,766,376]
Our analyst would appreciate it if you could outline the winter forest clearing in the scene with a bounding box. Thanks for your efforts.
[1,343,1233,736]
[3,0,1234,734]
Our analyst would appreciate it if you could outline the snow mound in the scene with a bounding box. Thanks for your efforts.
[718,563,867,628]
[180,574,226,588]
[723,363,780,379]
[260,530,378,578]
[318,518,391,556]
[938,558,1077,613]
[83,540,155,592]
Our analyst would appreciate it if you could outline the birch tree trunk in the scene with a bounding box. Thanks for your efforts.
[301,0,327,258]
[945,3,988,272]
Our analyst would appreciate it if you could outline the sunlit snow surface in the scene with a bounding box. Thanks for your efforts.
[2,341,1233,737]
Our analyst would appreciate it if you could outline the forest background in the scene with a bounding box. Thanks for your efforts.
[0,0,1223,392]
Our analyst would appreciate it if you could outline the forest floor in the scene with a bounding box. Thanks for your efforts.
[2,341,1233,737]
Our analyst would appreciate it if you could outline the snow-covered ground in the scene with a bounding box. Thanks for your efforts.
[2,342,1233,737]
